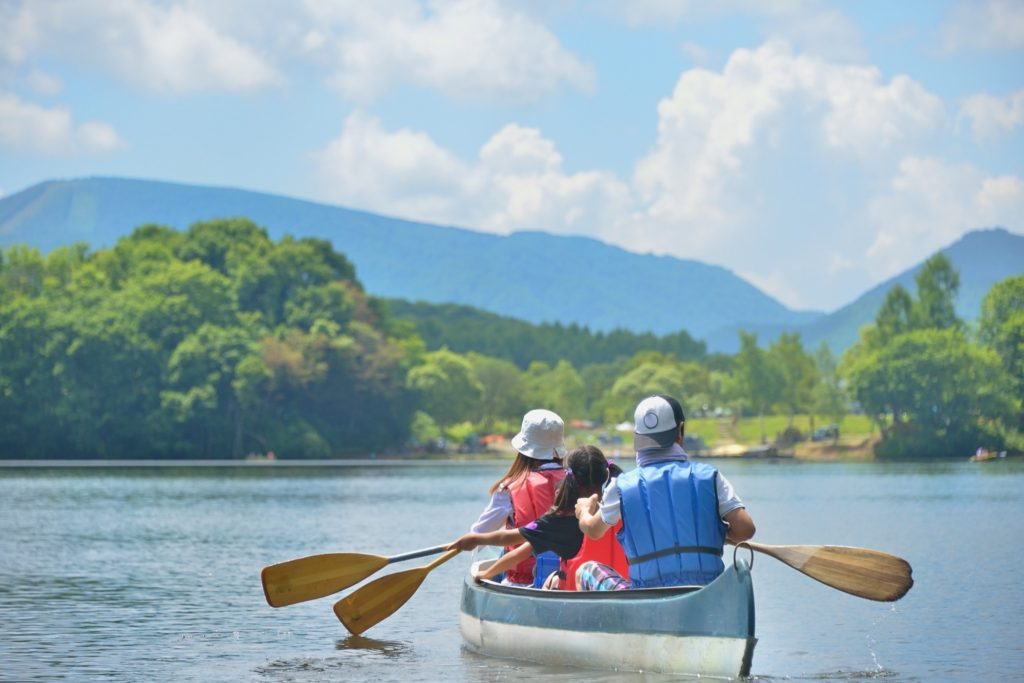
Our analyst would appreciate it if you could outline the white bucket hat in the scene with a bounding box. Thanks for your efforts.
[510,409,566,460]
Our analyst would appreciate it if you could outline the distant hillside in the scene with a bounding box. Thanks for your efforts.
[797,228,1024,352]
[0,177,821,345]
[387,299,707,368]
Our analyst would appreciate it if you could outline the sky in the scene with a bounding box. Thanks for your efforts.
[1,0,1022,312]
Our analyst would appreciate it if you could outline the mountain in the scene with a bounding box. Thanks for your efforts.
[2,177,1019,353]
[794,228,1024,352]
[0,177,821,343]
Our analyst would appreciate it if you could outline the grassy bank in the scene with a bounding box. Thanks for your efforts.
[685,414,874,447]
[560,414,878,461]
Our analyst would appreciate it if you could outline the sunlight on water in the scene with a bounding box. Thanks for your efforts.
[1,460,1021,682]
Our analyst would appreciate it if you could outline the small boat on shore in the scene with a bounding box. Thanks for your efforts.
[459,550,756,679]
[969,448,1007,463]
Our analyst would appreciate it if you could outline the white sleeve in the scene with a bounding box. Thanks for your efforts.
[470,488,513,533]
[599,476,622,525]
[716,472,745,518]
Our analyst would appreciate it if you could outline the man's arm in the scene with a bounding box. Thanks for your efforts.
[723,507,755,544]
[575,493,612,540]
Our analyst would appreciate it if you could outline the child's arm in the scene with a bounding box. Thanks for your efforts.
[474,541,533,582]
[448,528,524,552]
[576,493,612,540]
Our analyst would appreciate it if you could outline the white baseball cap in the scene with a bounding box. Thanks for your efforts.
[510,409,566,460]
[633,395,685,449]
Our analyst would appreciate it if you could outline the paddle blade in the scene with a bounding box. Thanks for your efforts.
[333,567,429,635]
[747,543,913,602]
[261,553,388,607]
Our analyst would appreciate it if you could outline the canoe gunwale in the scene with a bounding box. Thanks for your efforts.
[472,578,703,600]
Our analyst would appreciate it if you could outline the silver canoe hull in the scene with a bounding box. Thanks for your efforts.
[459,557,756,679]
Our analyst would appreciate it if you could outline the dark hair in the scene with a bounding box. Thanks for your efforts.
[489,452,563,494]
[549,445,622,515]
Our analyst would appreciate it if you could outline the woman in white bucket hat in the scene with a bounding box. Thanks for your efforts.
[469,408,567,586]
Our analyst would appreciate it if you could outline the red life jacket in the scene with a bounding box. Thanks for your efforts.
[504,468,565,585]
[561,520,629,590]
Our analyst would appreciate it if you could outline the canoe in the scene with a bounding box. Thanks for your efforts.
[459,551,756,679]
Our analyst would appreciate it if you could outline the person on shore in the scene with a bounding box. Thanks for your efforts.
[468,408,566,586]
[575,395,755,590]
[451,445,618,586]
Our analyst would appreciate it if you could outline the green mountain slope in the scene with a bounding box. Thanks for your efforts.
[0,177,820,344]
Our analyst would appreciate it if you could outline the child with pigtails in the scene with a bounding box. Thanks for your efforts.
[449,445,624,588]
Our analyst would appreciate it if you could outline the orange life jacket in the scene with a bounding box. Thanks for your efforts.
[503,468,565,585]
[561,520,629,590]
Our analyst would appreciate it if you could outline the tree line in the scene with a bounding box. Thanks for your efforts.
[0,220,1019,458]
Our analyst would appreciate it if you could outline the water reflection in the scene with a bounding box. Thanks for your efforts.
[335,635,413,658]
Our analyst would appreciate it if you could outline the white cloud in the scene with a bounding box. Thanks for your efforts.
[739,267,806,311]
[4,0,281,93]
[959,90,1024,141]
[762,7,865,63]
[941,0,1024,52]
[310,0,595,103]
[0,93,123,153]
[313,112,631,239]
[313,111,469,220]
[616,0,807,26]
[679,41,712,66]
[3,1,591,102]
[866,157,1024,278]
[475,124,633,239]
[630,41,943,255]
[25,69,62,96]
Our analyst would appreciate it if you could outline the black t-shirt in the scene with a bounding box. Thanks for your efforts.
[519,512,584,559]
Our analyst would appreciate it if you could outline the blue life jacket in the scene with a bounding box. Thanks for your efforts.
[617,459,727,587]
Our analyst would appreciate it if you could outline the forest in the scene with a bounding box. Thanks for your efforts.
[0,219,1020,458]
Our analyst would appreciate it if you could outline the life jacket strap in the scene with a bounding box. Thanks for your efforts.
[627,545,723,565]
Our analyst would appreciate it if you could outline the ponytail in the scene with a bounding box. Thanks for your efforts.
[548,444,611,515]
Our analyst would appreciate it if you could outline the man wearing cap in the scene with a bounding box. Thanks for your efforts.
[575,395,755,590]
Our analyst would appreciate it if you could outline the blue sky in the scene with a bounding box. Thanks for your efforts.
[1,0,1021,311]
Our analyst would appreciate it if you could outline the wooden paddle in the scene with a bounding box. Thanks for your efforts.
[261,545,447,608]
[737,541,913,602]
[333,549,461,635]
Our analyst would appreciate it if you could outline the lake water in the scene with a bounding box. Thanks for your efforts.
[1,458,1021,682]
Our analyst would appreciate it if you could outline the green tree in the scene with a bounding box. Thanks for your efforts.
[733,332,782,444]
[468,353,526,432]
[161,324,260,458]
[768,333,817,426]
[845,328,1012,456]
[978,274,1024,429]
[875,285,915,343]
[467,353,519,430]
[912,253,961,331]
[406,348,483,433]
[603,359,688,424]
[522,360,586,421]
[811,342,847,440]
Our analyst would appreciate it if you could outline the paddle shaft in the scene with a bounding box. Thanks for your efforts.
[386,545,448,564]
